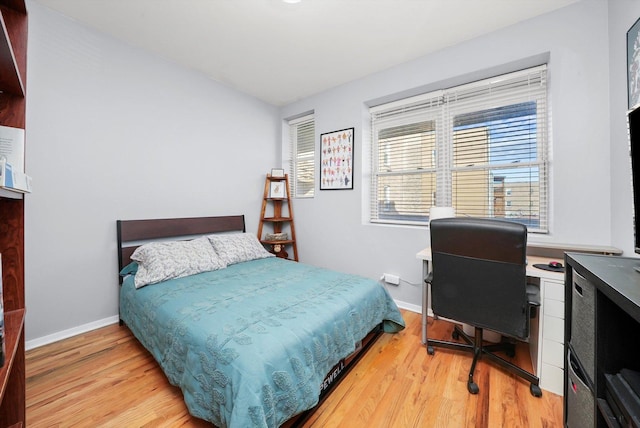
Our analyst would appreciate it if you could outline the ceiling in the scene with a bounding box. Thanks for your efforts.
[33,0,579,106]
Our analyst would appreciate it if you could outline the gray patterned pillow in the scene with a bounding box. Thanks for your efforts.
[208,233,274,265]
[131,237,226,288]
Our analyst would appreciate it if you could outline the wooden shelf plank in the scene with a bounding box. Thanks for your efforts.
[0,308,25,400]
[0,187,23,199]
[262,217,293,222]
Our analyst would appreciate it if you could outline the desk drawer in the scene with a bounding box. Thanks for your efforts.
[540,363,564,396]
[544,279,565,302]
[544,299,564,319]
[543,315,564,343]
[542,338,564,368]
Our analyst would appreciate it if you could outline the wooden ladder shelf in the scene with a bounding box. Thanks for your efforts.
[257,173,298,261]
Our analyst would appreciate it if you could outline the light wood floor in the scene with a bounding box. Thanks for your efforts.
[25,310,563,427]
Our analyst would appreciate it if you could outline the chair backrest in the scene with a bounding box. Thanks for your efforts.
[429,217,529,339]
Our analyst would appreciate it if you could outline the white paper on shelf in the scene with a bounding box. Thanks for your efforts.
[0,125,25,173]
[0,159,31,193]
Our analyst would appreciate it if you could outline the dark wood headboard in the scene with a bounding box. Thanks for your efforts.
[116,215,246,272]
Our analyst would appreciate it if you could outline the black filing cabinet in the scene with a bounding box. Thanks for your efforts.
[564,253,640,427]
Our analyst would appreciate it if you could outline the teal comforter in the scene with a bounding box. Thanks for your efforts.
[120,257,405,427]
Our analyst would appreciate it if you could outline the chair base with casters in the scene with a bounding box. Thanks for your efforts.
[426,321,542,397]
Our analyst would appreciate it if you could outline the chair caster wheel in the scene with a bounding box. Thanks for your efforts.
[427,346,434,355]
[530,384,542,397]
[506,348,515,358]
[467,381,479,394]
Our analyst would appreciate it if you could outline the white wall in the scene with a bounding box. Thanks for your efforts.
[609,0,640,256]
[281,0,613,308]
[24,1,279,344]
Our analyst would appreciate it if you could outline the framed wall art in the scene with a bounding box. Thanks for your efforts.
[628,16,640,109]
[320,127,354,190]
[269,180,286,198]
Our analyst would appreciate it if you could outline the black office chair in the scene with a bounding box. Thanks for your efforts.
[425,217,542,397]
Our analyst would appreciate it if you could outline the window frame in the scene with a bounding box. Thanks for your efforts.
[369,65,548,232]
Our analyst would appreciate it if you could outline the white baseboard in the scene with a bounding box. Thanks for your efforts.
[26,315,120,351]
[394,299,421,314]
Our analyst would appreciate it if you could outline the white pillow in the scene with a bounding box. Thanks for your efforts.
[208,233,274,265]
[131,237,226,288]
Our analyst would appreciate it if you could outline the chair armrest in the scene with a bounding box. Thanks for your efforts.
[526,284,541,307]
[425,272,433,284]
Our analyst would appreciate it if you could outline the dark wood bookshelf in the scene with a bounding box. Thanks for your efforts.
[0,1,26,426]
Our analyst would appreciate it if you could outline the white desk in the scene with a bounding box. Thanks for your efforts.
[416,248,566,395]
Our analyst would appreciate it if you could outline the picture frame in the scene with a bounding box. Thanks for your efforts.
[320,127,354,190]
[270,168,285,178]
[269,180,286,198]
[628,17,640,109]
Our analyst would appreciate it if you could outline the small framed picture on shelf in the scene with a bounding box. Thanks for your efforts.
[270,181,286,198]
[271,168,285,178]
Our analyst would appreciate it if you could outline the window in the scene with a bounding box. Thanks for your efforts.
[288,114,315,198]
[370,65,548,232]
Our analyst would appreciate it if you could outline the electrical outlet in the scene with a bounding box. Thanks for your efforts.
[383,273,400,285]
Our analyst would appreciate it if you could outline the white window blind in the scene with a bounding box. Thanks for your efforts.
[370,92,442,224]
[289,114,315,198]
[370,65,548,232]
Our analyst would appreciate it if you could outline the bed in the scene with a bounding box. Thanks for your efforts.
[117,215,405,427]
